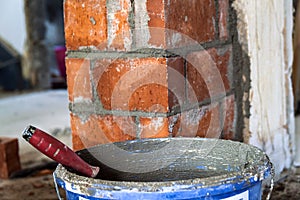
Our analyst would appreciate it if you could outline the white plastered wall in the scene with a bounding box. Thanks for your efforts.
[233,0,295,176]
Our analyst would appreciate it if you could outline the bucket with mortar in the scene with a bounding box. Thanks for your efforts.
[53,138,272,200]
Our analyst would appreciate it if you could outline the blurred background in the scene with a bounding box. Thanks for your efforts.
[0,1,69,199]
[0,0,65,92]
[0,0,300,199]
[0,0,70,149]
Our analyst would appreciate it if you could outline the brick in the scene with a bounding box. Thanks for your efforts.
[187,46,232,103]
[218,0,229,40]
[107,0,132,50]
[221,95,235,139]
[0,137,21,179]
[197,103,221,138]
[65,0,237,150]
[64,0,108,50]
[167,57,185,110]
[165,0,216,47]
[139,117,169,138]
[72,133,85,152]
[146,0,166,47]
[66,58,92,102]
[129,84,168,112]
[146,0,164,16]
[170,103,221,138]
[94,57,168,112]
[71,114,109,151]
[71,114,136,151]
[64,0,218,50]
[134,0,165,48]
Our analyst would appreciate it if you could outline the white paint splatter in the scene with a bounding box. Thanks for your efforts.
[170,32,182,47]
[74,96,92,104]
[151,117,164,131]
[134,0,151,48]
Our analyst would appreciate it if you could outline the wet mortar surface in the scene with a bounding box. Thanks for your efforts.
[0,127,296,199]
[54,138,273,200]
[0,152,299,199]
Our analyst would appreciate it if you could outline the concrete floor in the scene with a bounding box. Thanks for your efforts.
[0,90,71,154]
[0,90,71,199]
[0,89,71,168]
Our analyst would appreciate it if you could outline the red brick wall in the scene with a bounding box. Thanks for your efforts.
[64,0,237,151]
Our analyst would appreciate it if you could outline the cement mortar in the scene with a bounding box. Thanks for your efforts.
[54,138,271,194]
[69,92,227,118]
[229,1,251,142]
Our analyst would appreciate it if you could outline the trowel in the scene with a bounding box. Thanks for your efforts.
[22,125,100,178]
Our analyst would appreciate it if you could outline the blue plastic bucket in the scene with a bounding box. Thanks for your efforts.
[53,138,272,200]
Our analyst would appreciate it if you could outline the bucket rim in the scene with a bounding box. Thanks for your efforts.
[53,138,272,193]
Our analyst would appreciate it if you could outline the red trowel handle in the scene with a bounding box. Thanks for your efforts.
[22,125,99,178]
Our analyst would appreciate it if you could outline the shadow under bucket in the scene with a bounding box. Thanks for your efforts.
[53,138,272,200]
